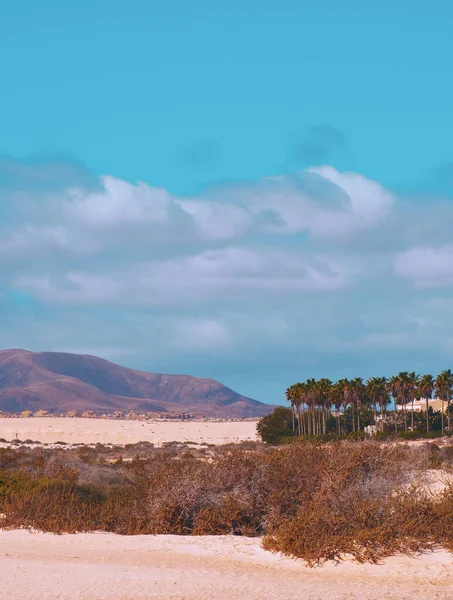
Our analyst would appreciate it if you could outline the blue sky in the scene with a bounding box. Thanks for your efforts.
[1,0,453,403]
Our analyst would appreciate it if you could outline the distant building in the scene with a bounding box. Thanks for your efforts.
[81,410,96,418]
[34,409,48,417]
[365,425,378,436]
[20,410,33,418]
[66,410,78,418]
[397,398,446,412]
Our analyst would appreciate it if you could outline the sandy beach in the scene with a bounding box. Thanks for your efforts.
[1,530,452,600]
[0,417,258,446]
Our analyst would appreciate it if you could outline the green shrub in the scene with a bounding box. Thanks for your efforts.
[423,431,443,439]
[256,407,294,444]
[398,431,421,440]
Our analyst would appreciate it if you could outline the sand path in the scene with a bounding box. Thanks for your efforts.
[1,530,452,600]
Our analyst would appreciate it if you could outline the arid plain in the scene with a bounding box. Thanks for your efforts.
[0,417,259,446]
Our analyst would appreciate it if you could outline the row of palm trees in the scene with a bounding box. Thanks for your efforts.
[285,370,453,436]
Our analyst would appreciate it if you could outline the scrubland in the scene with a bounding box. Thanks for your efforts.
[1,438,453,566]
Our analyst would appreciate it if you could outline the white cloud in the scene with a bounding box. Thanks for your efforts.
[395,245,453,288]
[211,167,395,239]
[66,176,189,229]
[309,166,394,225]
[15,246,356,306]
[0,167,395,265]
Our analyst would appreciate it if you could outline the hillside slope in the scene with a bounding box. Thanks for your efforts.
[0,349,273,417]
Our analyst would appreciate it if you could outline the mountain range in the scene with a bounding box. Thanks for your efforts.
[0,349,274,417]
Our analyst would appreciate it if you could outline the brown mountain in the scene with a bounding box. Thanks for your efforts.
[0,349,274,417]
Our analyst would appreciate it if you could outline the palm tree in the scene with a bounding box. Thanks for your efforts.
[447,371,453,432]
[377,377,391,419]
[386,375,400,432]
[435,370,453,435]
[342,379,355,433]
[312,380,323,435]
[395,373,407,430]
[355,378,368,433]
[331,380,345,435]
[366,377,381,424]
[315,378,332,435]
[366,376,388,430]
[408,372,419,430]
[297,381,308,435]
[305,378,317,435]
[347,377,367,433]
[417,374,434,433]
[395,372,417,431]
[285,385,297,434]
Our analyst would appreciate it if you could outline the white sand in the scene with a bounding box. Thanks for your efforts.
[1,530,452,600]
[0,417,258,446]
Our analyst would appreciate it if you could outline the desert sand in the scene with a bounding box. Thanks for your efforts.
[0,417,258,446]
[1,530,452,600]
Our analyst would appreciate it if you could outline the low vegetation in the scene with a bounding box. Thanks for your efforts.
[257,407,453,445]
[1,439,453,565]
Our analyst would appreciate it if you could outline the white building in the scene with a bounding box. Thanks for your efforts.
[397,398,444,412]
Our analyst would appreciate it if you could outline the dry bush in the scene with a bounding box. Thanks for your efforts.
[439,446,453,470]
[1,440,452,565]
[261,442,447,565]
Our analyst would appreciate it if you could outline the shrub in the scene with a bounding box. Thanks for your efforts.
[256,407,294,444]
[1,440,452,566]
[439,445,453,468]
[398,431,421,440]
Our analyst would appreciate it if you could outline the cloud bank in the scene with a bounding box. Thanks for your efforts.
[1,155,453,402]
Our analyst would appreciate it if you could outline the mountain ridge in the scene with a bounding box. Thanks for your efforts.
[0,349,274,417]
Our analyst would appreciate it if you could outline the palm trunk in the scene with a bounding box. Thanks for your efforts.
[426,398,430,432]
[394,401,398,433]
[411,400,414,430]
[291,406,295,433]
[447,398,450,431]
[442,399,445,435]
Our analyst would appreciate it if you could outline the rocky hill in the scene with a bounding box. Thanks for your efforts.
[0,349,274,417]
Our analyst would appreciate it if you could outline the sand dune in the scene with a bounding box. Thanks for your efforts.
[0,417,258,446]
[1,530,452,600]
